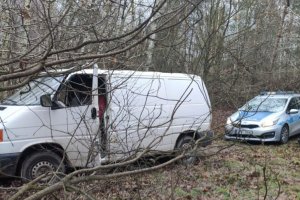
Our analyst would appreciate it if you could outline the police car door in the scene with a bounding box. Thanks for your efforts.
[287,97,300,135]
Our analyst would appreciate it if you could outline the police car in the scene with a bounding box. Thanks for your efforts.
[225,91,300,143]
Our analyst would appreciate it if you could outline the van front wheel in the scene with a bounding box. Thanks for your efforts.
[20,151,65,183]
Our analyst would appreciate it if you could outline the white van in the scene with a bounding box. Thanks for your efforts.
[0,65,213,180]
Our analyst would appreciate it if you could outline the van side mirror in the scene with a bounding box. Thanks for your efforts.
[288,109,298,114]
[40,94,53,107]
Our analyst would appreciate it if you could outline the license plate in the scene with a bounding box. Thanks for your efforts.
[239,130,253,135]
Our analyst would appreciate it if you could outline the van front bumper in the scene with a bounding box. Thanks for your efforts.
[0,153,20,177]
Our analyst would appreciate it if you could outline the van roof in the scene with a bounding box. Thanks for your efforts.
[72,69,202,80]
[40,67,203,81]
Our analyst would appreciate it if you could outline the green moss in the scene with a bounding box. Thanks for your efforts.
[216,187,231,199]
[190,188,202,198]
[223,160,244,170]
[175,187,189,197]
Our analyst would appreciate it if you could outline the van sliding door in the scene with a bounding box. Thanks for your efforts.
[108,73,170,160]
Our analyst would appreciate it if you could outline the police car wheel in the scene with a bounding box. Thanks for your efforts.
[280,125,289,144]
[20,151,65,183]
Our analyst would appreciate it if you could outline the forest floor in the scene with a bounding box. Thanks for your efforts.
[1,110,300,199]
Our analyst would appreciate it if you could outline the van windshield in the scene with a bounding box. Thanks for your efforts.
[2,76,64,106]
[240,97,288,113]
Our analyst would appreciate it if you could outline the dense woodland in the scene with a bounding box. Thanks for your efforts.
[0,0,298,107]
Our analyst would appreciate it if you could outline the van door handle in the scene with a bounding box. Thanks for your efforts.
[91,107,97,119]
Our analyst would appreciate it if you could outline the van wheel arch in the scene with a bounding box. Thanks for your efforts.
[175,130,212,149]
[175,130,199,149]
[16,143,69,176]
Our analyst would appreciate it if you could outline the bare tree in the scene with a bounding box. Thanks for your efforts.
[1,0,300,199]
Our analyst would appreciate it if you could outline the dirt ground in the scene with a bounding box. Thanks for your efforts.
[1,110,300,199]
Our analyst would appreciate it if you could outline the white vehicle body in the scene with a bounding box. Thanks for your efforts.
[0,66,213,178]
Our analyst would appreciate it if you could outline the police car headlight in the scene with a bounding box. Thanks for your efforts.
[261,118,279,127]
[226,117,231,125]
[226,112,239,125]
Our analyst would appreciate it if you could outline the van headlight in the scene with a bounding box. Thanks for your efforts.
[261,118,279,127]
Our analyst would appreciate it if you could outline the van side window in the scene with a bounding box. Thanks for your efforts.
[56,74,93,107]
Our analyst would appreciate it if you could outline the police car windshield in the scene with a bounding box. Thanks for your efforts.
[241,97,287,113]
[2,76,64,106]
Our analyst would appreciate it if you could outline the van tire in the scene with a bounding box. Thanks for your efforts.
[280,125,289,144]
[20,151,65,183]
[176,135,197,165]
